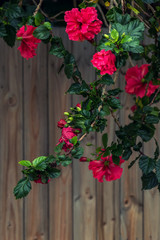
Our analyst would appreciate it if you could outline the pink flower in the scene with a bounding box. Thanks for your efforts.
[125,64,159,98]
[76,103,81,109]
[34,176,51,184]
[57,126,78,152]
[62,127,77,139]
[57,119,67,128]
[64,7,102,41]
[16,25,41,60]
[91,49,117,75]
[80,157,87,162]
[88,155,124,182]
[131,105,137,112]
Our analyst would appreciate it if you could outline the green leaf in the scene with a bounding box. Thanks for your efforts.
[34,12,45,26]
[98,74,114,85]
[141,172,158,190]
[107,88,122,96]
[145,115,159,124]
[122,148,132,160]
[154,139,159,160]
[33,25,51,40]
[54,142,64,154]
[102,133,108,148]
[4,3,21,19]
[67,83,81,94]
[128,155,140,169]
[127,3,140,15]
[156,160,160,182]
[64,64,74,78]
[71,147,84,159]
[3,25,16,47]
[49,36,66,58]
[47,168,61,179]
[70,136,78,145]
[14,177,31,199]
[0,23,7,37]
[19,160,32,167]
[107,97,122,109]
[139,155,155,175]
[111,29,119,42]
[112,155,120,165]
[32,156,47,170]
[138,125,155,142]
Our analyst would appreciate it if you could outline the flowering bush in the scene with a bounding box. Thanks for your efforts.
[0,0,160,199]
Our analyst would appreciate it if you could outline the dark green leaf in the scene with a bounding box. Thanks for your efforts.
[4,3,21,19]
[54,142,64,154]
[154,139,159,160]
[33,25,51,40]
[64,64,74,78]
[0,23,7,37]
[145,115,159,124]
[98,74,114,85]
[102,133,108,148]
[14,177,31,199]
[47,168,61,179]
[71,147,84,159]
[122,148,132,160]
[3,25,16,47]
[141,172,158,190]
[139,155,155,175]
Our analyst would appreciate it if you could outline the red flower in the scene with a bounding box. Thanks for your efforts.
[64,7,102,41]
[80,157,87,162]
[57,126,78,152]
[125,64,159,98]
[34,176,51,184]
[131,104,137,112]
[76,103,81,109]
[91,49,117,75]
[88,155,124,182]
[57,119,67,128]
[16,25,41,60]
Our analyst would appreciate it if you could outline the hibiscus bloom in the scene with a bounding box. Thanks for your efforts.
[91,49,117,75]
[64,7,102,41]
[17,25,41,60]
[125,64,159,98]
[89,155,124,182]
[57,126,78,152]
[57,119,67,129]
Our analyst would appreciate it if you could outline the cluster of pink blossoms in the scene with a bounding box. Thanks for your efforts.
[64,7,102,41]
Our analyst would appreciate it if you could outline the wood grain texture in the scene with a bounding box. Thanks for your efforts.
[72,40,96,240]
[0,41,23,240]
[119,64,143,240]
[48,28,72,240]
[23,43,49,240]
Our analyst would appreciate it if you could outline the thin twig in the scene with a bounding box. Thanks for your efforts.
[148,4,156,15]
[121,0,125,14]
[18,0,23,7]
[149,87,160,105]
[113,69,119,84]
[110,108,121,128]
[97,3,109,28]
[113,0,118,7]
[133,1,151,17]
[50,11,65,20]
[127,52,135,67]
[32,0,49,19]
[135,14,150,29]
[33,0,43,16]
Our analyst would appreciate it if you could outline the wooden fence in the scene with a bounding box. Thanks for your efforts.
[0,27,160,240]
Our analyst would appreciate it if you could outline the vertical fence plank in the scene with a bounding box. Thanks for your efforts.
[72,40,96,240]
[0,41,23,239]
[119,65,143,240]
[97,116,120,240]
[48,28,72,240]
[143,130,160,240]
[24,43,49,240]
